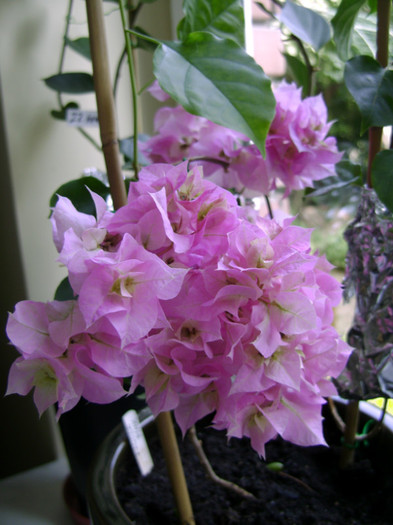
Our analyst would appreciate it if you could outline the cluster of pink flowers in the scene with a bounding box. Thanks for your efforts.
[140,81,342,197]
[7,162,350,455]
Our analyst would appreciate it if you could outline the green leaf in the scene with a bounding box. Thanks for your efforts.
[49,176,110,216]
[280,0,331,51]
[119,135,151,166]
[54,277,75,301]
[344,55,393,134]
[178,0,245,47]
[283,53,310,96]
[153,32,275,156]
[266,462,284,472]
[44,72,95,94]
[372,150,393,213]
[50,101,79,121]
[132,26,158,52]
[331,0,366,61]
[347,10,393,63]
[306,160,362,200]
[367,0,377,14]
[66,37,91,60]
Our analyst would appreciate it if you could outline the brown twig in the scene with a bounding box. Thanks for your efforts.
[189,426,257,501]
[278,471,315,493]
[327,397,346,434]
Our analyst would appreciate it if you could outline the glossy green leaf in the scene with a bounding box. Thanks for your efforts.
[280,0,331,51]
[283,53,310,96]
[372,150,393,213]
[54,277,75,301]
[44,72,95,94]
[49,176,110,216]
[344,55,393,134]
[153,32,275,156]
[66,37,91,60]
[331,0,366,61]
[178,0,245,47]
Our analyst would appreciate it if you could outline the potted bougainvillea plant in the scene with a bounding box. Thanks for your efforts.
[5,0,393,524]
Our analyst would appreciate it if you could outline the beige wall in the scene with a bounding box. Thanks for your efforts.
[0,0,174,476]
[0,0,173,302]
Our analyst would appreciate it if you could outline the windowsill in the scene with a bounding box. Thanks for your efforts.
[0,457,74,525]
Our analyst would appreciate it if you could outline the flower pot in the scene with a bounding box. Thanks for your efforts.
[59,389,146,518]
[87,400,393,525]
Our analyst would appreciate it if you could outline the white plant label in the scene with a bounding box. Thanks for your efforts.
[122,410,154,477]
[66,109,99,127]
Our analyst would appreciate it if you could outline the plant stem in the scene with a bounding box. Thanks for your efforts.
[113,1,143,100]
[113,46,127,100]
[366,0,391,187]
[119,0,139,179]
[77,127,101,150]
[57,0,100,151]
[265,194,274,219]
[156,412,195,525]
[327,397,346,434]
[85,0,127,210]
[339,400,359,469]
[58,0,74,109]
[189,426,257,501]
[289,34,315,96]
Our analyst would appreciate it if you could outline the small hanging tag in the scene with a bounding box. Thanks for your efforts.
[66,109,99,127]
[122,410,154,476]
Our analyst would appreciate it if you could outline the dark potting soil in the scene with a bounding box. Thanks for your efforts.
[116,416,393,525]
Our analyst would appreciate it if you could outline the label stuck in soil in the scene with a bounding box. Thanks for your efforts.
[122,410,154,476]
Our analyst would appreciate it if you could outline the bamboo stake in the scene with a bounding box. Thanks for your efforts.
[85,4,194,523]
[156,412,195,525]
[85,0,127,210]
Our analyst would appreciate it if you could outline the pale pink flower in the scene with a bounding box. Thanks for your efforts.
[266,82,343,195]
[6,161,351,455]
[147,79,170,102]
[142,81,342,197]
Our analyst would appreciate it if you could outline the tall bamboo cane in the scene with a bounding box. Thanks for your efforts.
[85,0,127,210]
[85,1,195,522]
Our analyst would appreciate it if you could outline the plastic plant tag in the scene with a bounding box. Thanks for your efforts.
[66,109,99,127]
[122,409,154,476]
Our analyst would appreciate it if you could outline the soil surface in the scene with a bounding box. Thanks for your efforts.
[116,414,393,525]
